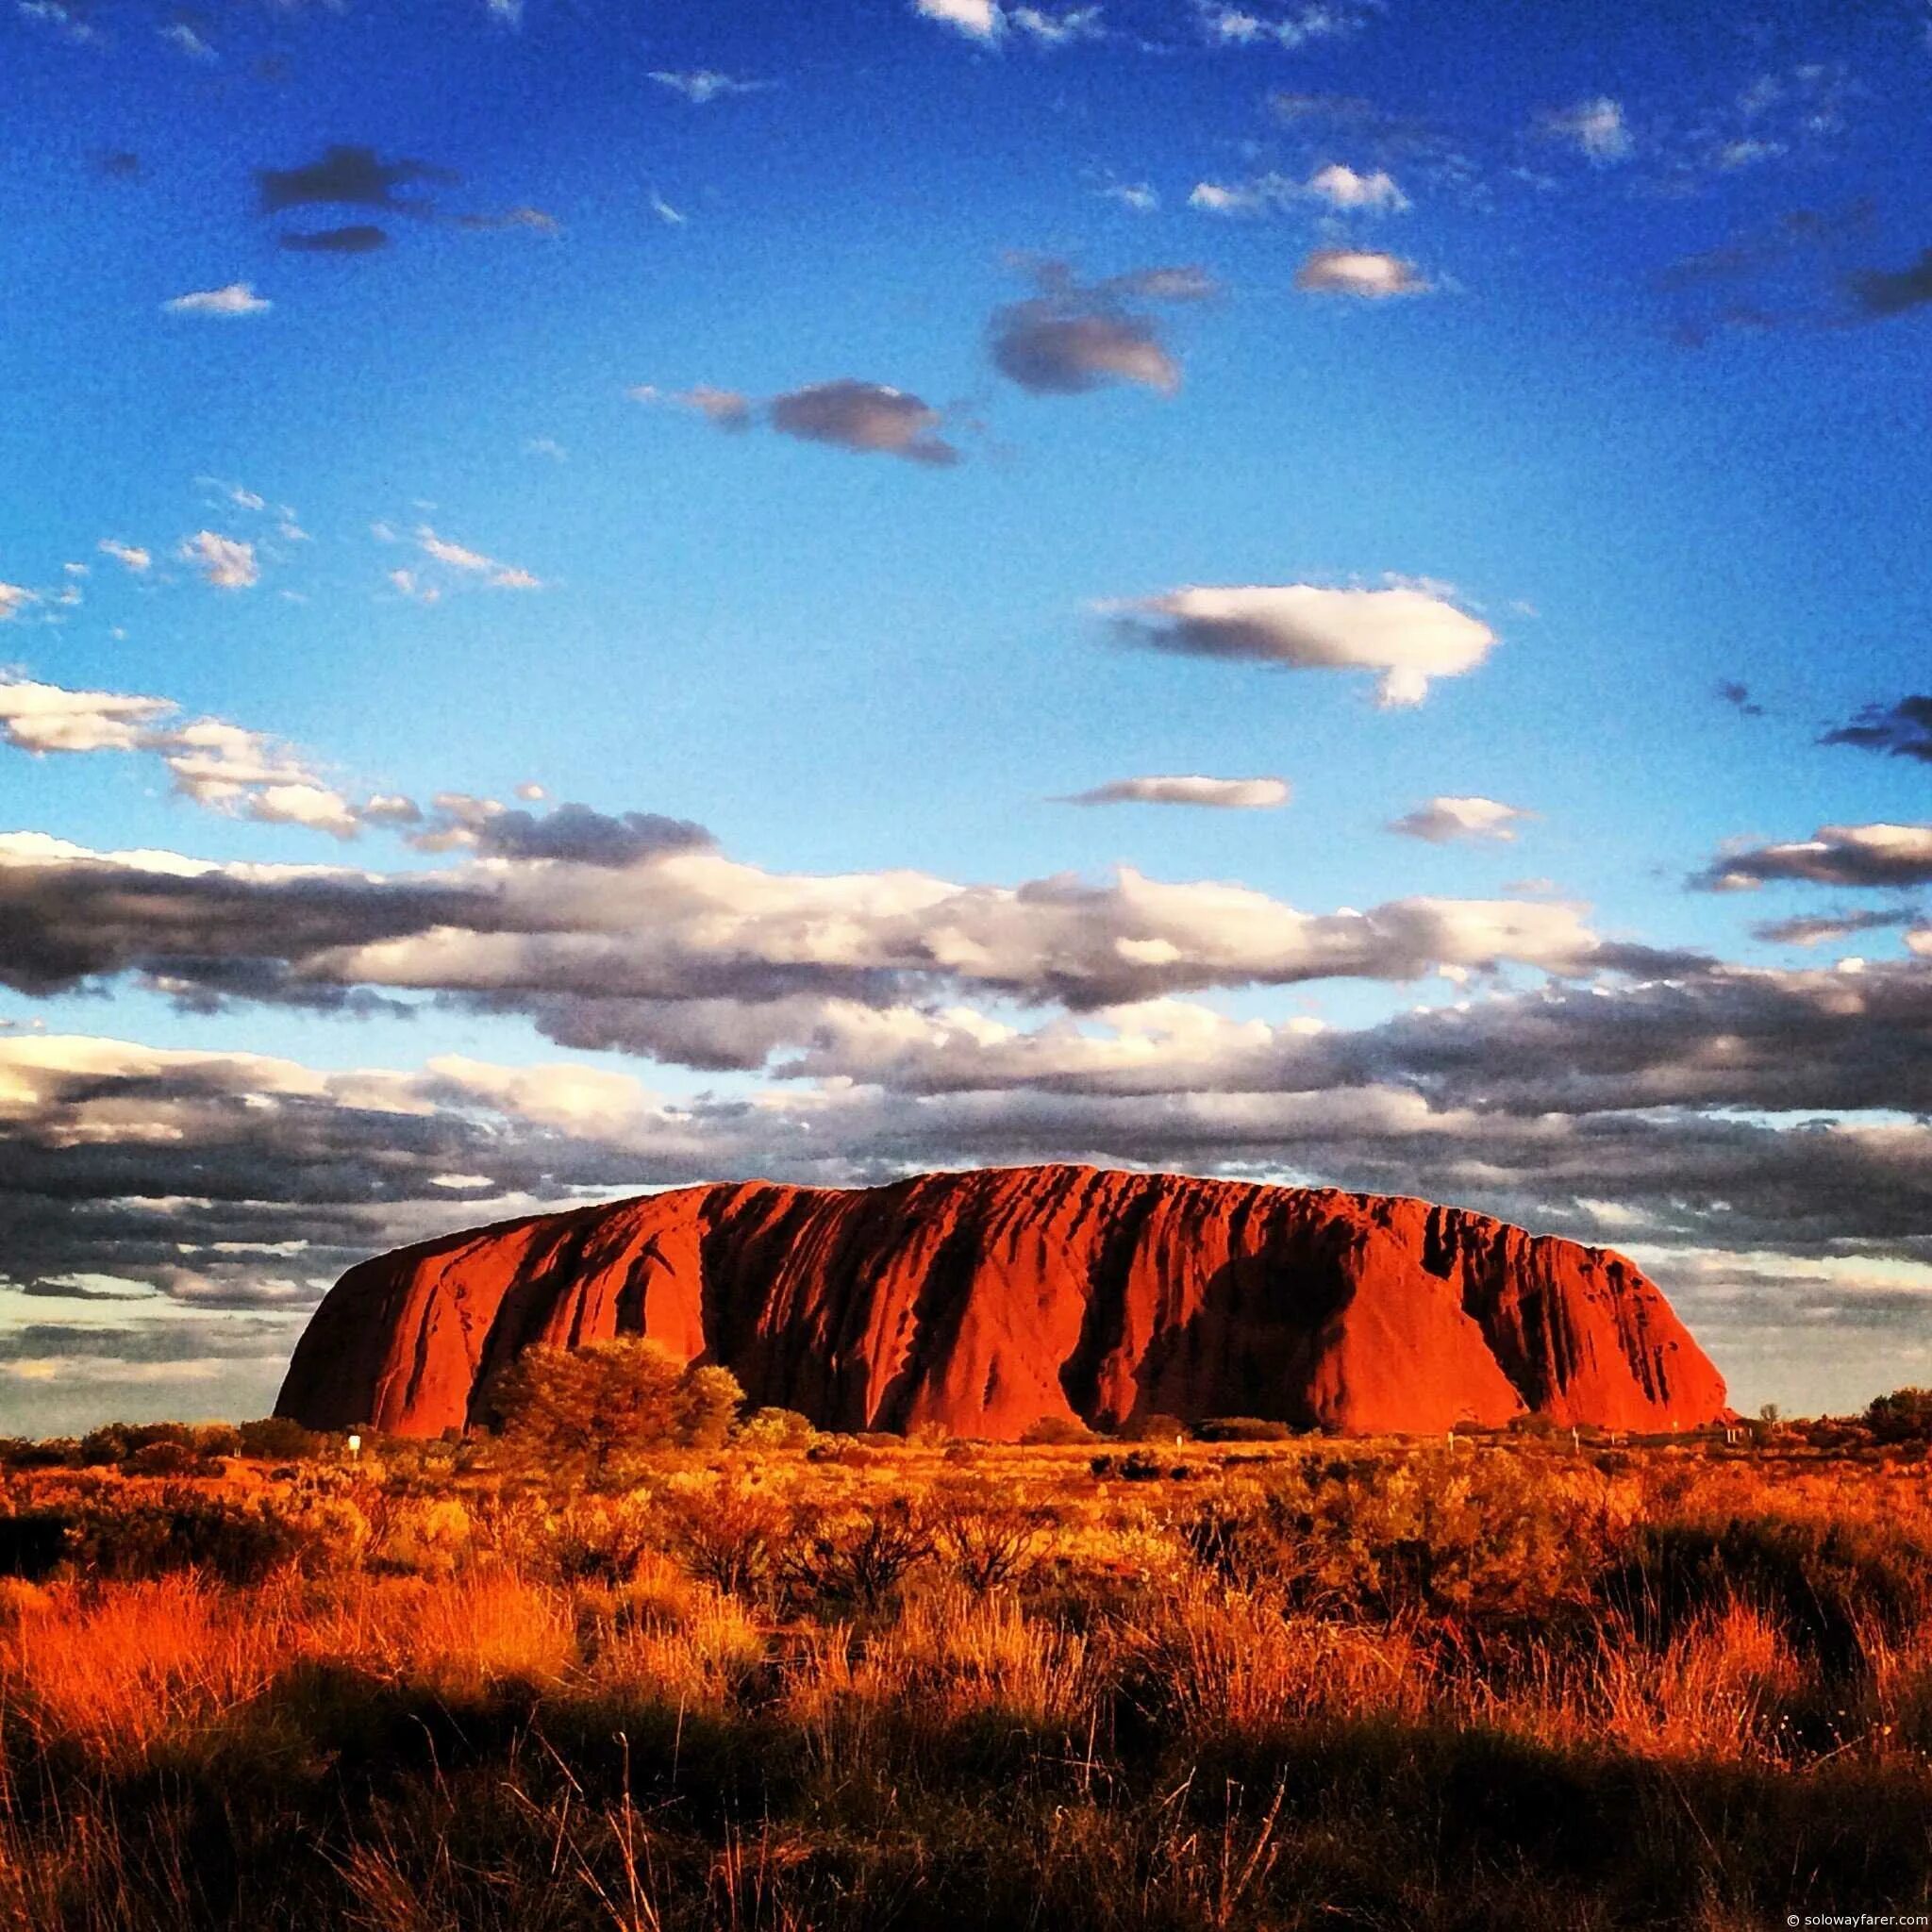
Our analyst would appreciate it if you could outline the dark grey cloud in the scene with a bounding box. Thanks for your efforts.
[1751,908,1921,947]
[0,1317,302,1367]
[1851,247,1932,319]
[472,804,716,867]
[279,225,390,255]
[4,996,1928,1341]
[766,380,959,465]
[257,145,457,214]
[990,259,1216,396]
[1821,695,1932,763]
[1717,679,1764,717]
[1695,824,1932,891]
[0,848,491,996]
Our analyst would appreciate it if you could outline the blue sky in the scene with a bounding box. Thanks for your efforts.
[2,0,1929,1429]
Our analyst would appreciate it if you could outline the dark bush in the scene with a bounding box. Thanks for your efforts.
[1116,1413,1189,1443]
[1020,1416,1094,1445]
[1194,1417,1297,1442]
[1866,1388,1932,1445]
[0,1511,74,1579]
[239,1417,327,1460]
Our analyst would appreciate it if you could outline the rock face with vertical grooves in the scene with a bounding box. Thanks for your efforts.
[275,1165,1728,1439]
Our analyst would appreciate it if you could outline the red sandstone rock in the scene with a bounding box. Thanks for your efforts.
[275,1165,1728,1439]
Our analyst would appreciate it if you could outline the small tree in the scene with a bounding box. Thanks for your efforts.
[487,1339,747,1480]
[676,1365,747,1450]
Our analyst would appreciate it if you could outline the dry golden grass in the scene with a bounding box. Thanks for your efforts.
[4,1432,1932,1927]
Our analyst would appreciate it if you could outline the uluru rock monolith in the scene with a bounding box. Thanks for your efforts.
[275,1165,1727,1439]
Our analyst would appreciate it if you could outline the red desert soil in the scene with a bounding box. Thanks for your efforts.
[276,1164,1727,1439]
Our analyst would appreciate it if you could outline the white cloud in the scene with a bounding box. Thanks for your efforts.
[1009,6,1103,42]
[1194,165,1407,217]
[1389,796,1534,843]
[1107,582,1496,706]
[1196,2,1362,50]
[0,679,175,754]
[1294,248,1429,298]
[414,525,543,591]
[1305,162,1407,211]
[913,0,1002,38]
[0,675,389,841]
[0,583,38,622]
[97,539,152,573]
[647,70,766,103]
[1543,96,1632,162]
[177,531,258,590]
[1061,774,1291,809]
[162,282,271,318]
[1101,182,1159,212]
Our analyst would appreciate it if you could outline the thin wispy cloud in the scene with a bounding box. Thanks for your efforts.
[1060,774,1291,809]
[648,69,769,103]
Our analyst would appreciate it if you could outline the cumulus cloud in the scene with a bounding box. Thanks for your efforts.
[990,259,1216,396]
[97,539,151,573]
[162,283,271,317]
[0,680,175,754]
[0,817,1646,1045]
[768,381,959,465]
[1060,774,1291,809]
[0,675,402,842]
[1542,96,1632,162]
[1107,582,1496,707]
[1389,796,1533,843]
[177,531,258,589]
[1821,695,1932,764]
[1306,162,1408,211]
[0,584,39,622]
[909,0,1099,41]
[1294,248,1428,298]
[913,0,1001,36]
[1697,824,1932,891]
